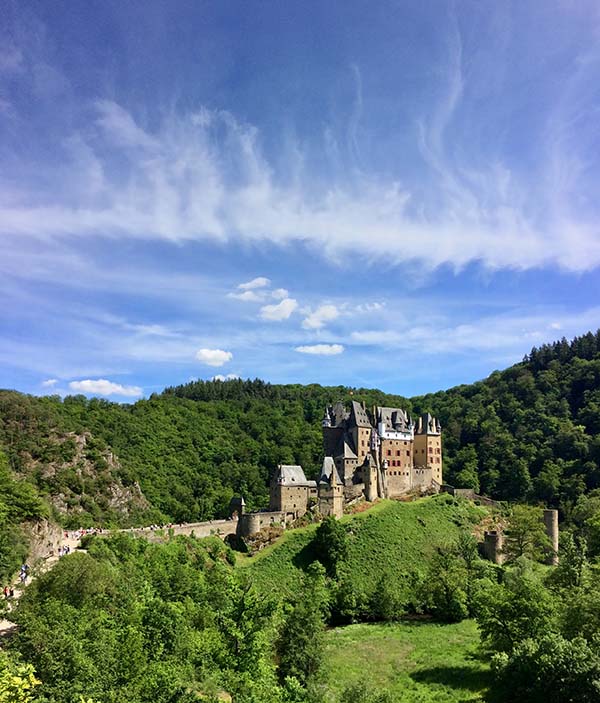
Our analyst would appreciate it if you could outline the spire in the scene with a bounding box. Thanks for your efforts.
[322,407,332,428]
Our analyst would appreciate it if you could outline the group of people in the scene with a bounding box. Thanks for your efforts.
[57,544,71,557]
[64,527,106,541]
[2,585,14,599]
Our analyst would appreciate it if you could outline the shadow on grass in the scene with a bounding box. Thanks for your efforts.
[410,665,490,693]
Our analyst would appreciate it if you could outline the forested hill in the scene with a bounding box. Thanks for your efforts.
[1,331,600,534]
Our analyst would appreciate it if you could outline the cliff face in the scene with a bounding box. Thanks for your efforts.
[34,431,150,524]
[0,390,153,527]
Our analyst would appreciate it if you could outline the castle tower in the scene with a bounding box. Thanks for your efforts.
[363,453,379,502]
[375,406,414,497]
[413,412,442,486]
[543,509,559,566]
[318,457,344,518]
[349,400,372,465]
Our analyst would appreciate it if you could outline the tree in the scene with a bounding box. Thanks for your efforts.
[548,532,588,590]
[276,563,328,687]
[502,505,552,563]
[492,634,600,703]
[422,548,468,622]
[313,517,348,578]
[475,567,555,653]
[369,574,403,622]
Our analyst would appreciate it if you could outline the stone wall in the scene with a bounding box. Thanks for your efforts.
[237,511,291,538]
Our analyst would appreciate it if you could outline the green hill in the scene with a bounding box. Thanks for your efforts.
[241,495,488,602]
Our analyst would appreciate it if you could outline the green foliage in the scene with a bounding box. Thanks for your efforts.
[276,563,328,687]
[0,652,40,703]
[421,548,469,623]
[313,516,348,578]
[339,680,393,703]
[491,634,600,703]
[10,534,280,703]
[245,496,487,612]
[547,531,588,589]
[502,505,552,563]
[368,574,404,622]
[475,564,556,653]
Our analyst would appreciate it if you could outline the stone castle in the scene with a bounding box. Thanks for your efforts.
[236,401,442,536]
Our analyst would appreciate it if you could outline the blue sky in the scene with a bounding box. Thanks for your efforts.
[2,0,600,399]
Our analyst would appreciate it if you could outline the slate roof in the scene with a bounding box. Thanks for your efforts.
[328,401,350,428]
[319,456,343,485]
[275,464,313,486]
[377,406,412,431]
[350,400,372,428]
[415,412,441,434]
[333,435,357,461]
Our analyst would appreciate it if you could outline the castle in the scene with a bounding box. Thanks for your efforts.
[236,401,442,536]
[322,401,443,501]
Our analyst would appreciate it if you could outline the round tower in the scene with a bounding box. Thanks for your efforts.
[543,509,559,565]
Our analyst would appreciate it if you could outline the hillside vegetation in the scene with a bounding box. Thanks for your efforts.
[242,495,488,603]
[0,330,599,535]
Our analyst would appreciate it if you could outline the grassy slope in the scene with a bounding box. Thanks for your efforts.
[323,620,490,702]
[242,495,488,598]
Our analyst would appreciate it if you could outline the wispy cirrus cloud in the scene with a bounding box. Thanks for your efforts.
[2,91,599,273]
[295,344,344,355]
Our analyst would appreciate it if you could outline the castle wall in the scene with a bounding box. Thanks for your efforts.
[318,485,344,518]
[339,457,360,485]
[413,433,442,484]
[237,511,291,538]
[386,470,412,496]
[270,485,309,515]
[352,426,372,465]
[411,466,434,490]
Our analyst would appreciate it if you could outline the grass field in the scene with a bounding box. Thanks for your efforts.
[241,495,489,599]
[323,619,491,702]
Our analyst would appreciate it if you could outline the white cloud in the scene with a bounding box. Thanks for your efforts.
[195,348,233,366]
[228,290,265,302]
[302,304,340,330]
[68,378,142,397]
[238,277,270,290]
[4,102,600,272]
[41,378,58,387]
[295,344,345,355]
[260,298,298,321]
[271,288,289,300]
[212,373,241,381]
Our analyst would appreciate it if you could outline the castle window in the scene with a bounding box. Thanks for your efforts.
[406,451,410,456]
[396,450,401,456]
